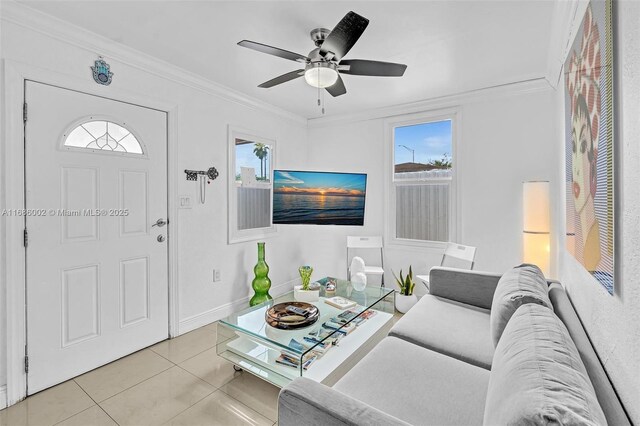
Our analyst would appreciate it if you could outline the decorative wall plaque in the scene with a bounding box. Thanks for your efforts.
[91,57,113,85]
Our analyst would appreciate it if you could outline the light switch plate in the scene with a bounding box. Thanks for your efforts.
[179,195,192,209]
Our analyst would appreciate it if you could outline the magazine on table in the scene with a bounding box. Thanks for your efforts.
[324,296,357,310]
[276,309,378,371]
[306,329,342,346]
[323,320,356,335]
[332,308,377,327]
[289,338,331,355]
[276,352,317,370]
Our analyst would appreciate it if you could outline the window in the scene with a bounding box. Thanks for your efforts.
[386,110,457,247]
[63,120,143,154]
[228,127,276,243]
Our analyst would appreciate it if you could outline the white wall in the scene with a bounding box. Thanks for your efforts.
[554,2,640,422]
[0,15,308,400]
[303,83,558,296]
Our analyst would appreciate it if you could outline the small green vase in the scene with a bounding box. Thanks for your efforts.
[250,242,272,306]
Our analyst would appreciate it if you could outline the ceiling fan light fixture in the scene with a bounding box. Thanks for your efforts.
[304,63,339,88]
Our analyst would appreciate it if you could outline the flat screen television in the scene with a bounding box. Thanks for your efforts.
[272,170,367,226]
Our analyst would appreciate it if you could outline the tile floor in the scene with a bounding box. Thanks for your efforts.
[1,312,403,426]
[0,323,276,426]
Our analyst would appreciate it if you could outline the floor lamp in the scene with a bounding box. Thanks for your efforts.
[523,181,550,277]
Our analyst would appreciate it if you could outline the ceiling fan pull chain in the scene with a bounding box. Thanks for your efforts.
[322,88,325,115]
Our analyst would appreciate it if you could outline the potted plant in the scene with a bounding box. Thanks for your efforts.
[294,266,320,302]
[393,266,418,313]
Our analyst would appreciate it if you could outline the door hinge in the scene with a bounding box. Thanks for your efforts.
[23,102,27,123]
[23,228,28,248]
[24,355,29,374]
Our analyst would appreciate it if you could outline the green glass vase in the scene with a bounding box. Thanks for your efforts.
[250,242,272,306]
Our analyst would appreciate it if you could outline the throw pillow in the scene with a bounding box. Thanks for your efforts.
[490,263,552,346]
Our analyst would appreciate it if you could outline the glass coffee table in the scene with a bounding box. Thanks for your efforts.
[217,277,395,387]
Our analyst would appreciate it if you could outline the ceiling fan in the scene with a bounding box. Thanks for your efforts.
[238,11,407,97]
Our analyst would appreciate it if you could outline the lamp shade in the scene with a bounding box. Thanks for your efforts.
[523,181,550,233]
[304,63,339,88]
[523,181,550,276]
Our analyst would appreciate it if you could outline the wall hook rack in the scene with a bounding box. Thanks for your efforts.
[185,167,218,205]
[184,167,219,181]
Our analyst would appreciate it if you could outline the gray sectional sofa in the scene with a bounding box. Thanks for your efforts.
[278,266,630,426]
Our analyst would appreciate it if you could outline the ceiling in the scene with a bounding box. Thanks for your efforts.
[20,1,556,119]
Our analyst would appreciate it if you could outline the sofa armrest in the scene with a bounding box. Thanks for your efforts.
[279,377,410,426]
[429,267,502,309]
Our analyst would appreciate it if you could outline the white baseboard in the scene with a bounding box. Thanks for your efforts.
[177,278,299,335]
[0,385,7,410]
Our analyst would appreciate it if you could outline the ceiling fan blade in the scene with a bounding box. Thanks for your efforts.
[326,75,347,97]
[238,40,308,62]
[258,70,305,88]
[319,11,369,61]
[339,60,407,77]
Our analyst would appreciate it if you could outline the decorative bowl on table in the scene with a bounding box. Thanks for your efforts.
[265,302,320,330]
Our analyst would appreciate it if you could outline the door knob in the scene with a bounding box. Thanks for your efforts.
[152,218,168,228]
[157,235,166,243]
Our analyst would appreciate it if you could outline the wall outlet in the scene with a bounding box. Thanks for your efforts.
[179,195,192,209]
[213,269,221,282]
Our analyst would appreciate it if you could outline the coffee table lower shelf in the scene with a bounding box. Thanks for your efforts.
[217,310,394,388]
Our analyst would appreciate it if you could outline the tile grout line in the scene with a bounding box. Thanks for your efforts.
[50,403,97,426]
[217,374,281,423]
[70,379,121,426]
[220,385,279,425]
[147,346,180,365]
[148,321,224,365]
[174,339,227,365]
[95,363,180,407]
[94,363,215,425]
[87,327,218,412]
[155,367,217,426]
[218,387,279,425]
[73,351,177,407]
[56,325,222,425]
[148,339,218,365]
[150,344,215,365]
[153,340,220,365]
[159,390,215,426]
[162,369,275,426]
[174,363,224,392]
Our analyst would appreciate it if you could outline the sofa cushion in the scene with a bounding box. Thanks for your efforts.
[389,294,494,369]
[335,336,490,426]
[484,304,607,426]
[489,263,552,346]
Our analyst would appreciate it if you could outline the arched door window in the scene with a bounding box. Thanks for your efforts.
[63,120,143,154]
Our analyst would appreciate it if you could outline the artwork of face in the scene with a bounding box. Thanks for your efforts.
[564,1,614,294]
[571,100,593,213]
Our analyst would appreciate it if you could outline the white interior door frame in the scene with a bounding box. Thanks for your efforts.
[2,59,180,406]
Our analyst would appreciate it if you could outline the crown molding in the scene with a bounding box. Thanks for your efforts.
[308,77,553,128]
[545,0,588,90]
[0,0,307,126]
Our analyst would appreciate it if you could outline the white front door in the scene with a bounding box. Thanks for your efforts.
[25,81,169,394]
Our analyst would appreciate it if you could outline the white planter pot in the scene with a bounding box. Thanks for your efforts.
[395,293,418,313]
[294,286,320,302]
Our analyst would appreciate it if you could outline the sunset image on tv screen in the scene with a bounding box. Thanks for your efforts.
[272,170,367,225]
